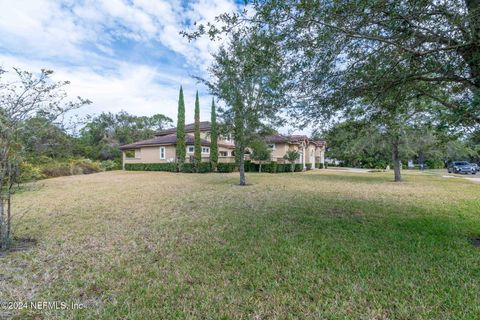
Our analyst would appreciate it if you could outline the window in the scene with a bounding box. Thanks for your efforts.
[202,147,210,154]
[223,134,232,142]
[159,147,166,159]
[187,146,194,153]
[219,151,228,157]
[268,144,276,150]
[125,149,136,158]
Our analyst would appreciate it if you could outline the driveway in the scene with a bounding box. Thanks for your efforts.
[422,169,480,183]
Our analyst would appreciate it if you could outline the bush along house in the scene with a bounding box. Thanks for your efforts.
[120,122,326,172]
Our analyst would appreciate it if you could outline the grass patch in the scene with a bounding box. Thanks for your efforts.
[1,170,480,319]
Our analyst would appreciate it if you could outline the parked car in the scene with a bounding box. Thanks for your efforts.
[447,161,476,174]
[471,163,479,173]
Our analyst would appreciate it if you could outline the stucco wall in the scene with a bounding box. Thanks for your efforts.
[124,145,176,164]
[270,143,289,161]
[306,144,316,164]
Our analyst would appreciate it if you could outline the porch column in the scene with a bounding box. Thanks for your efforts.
[302,145,306,170]
[122,151,125,170]
[320,150,325,164]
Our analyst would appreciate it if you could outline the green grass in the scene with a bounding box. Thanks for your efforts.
[2,170,480,319]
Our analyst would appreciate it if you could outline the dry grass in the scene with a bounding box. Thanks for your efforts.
[1,169,479,319]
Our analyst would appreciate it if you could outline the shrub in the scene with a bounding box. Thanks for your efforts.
[70,159,102,175]
[295,164,303,172]
[42,163,72,177]
[249,162,259,172]
[314,163,325,169]
[19,162,45,182]
[263,161,277,173]
[147,163,176,172]
[100,160,121,171]
[244,160,251,172]
[425,160,445,169]
[276,163,289,172]
[125,163,176,172]
[196,162,212,173]
[305,163,312,170]
[180,163,195,173]
[217,163,237,173]
[125,163,145,171]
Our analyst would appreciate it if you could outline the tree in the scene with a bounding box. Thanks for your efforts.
[284,150,300,172]
[194,90,201,170]
[20,116,77,160]
[195,0,480,127]
[210,98,218,171]
[195,30,287,185]
[250,139,271,172]
[0,67,90,249]
[79,111,172,160]
[176,86,186,170]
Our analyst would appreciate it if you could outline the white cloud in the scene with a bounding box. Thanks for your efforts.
[0,0,240,121]
[0,0,311,134]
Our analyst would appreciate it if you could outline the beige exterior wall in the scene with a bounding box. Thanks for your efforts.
[123,145,176,164]
[315,145,326,164]
[122,131,324,168]
[269,143,289,161]
[306,143,316,164]
[198,130,235,147]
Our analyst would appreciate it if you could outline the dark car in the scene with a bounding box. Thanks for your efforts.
[472,163,479,173]
[448,161,476,174]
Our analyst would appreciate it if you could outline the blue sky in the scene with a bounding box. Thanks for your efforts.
[0,0,311,134]
[0,0,241,124]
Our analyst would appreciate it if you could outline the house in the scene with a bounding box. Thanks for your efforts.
[264,134,326,166]
[120,122,326,169]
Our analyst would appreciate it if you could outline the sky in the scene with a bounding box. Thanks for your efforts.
[0,0,242,125]
[0,0,311,135]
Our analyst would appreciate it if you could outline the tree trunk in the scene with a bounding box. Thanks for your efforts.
[418,151,425,170]
[291,162,295,172]
[239,151,246,186]
[7,196,11,241]
[392,139,401,182]
[0,202,3,249]
[259,162,262,173]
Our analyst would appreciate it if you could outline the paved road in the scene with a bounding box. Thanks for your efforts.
[325,167,480,183]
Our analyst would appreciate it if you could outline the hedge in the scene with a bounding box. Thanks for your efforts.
[244,160,251,172]
[125,161,317,173]
[196,162,212,173]
[249,162,259,172]
[276,163,289,172]
[180,163,195,173]
[217,163,237,173]
[262,161,277,173]
[125,163,176,172]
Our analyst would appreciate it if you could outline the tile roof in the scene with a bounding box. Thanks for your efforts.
[119,134,211,150]
[156,121,211,136]
[265,134,326,146]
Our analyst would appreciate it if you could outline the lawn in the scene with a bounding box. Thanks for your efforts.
[1,170,480,319]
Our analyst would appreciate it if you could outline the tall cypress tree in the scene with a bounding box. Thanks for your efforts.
[210,97,218,171]
[194,90,202,170]
[176,86,186,170]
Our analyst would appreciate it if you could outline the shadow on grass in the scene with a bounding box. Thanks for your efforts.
[151,191,480,318]
[0,237,36,257]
